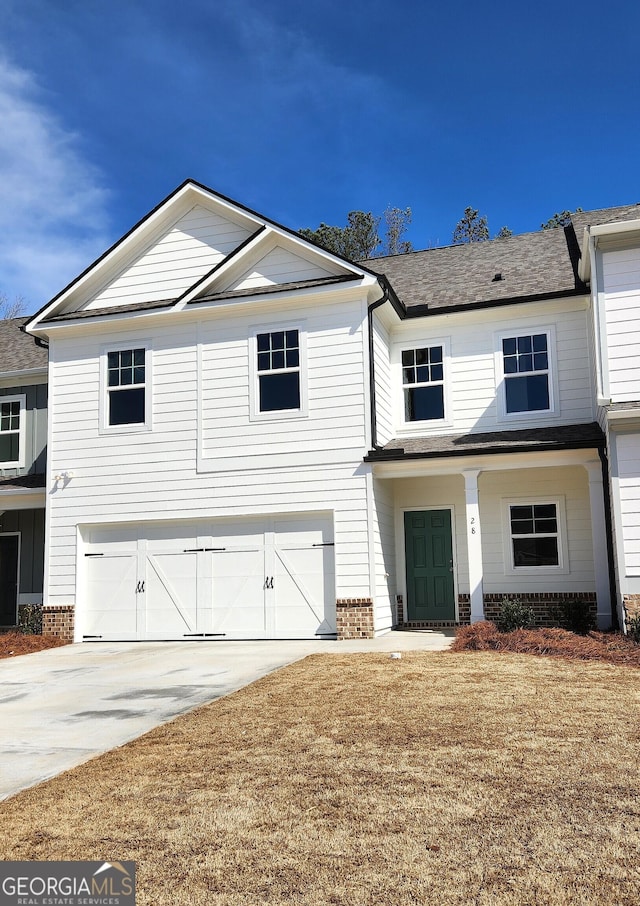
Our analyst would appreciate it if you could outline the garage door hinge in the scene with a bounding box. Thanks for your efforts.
[183,547,227,552]
[85,553,104,557]
[312,542,335,547]
[183,632,226,637]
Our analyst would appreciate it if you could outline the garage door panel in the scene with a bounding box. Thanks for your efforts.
[274,543,336,637]
[212,548,267,636]
[84,555,138,638]
[144,552,198,637]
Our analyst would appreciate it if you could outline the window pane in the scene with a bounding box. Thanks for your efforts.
[285,329,298,348]
[271,350,285,370]
[0,433,18,462]
[108,368,120,387]
[503,356,518,374]
[109,388,145,425]
[257,352,270,371]
[502,337,516,355]
[285,348,299,368]
[259,372,300,411]
[257,333,270,352]
[120,367,134,386]
[512,537,559,567]
[505,374,549,412]
[405,385,444,421]
[120,350,132,367]
[534,504,556,519]
[533,352,548,370]
[415,347,428,366]
[533,334,547,352]
[430,346,443,364]
[401,349,414,366]
[133,366,145,384]
[416,366,429,383]
[107,352,119,369]
[510,506,533,521]
[431,363,443,382]
[134,349,145,366]
[518,353,532,372]
[403,367,415,385]
[511,518,534,535]
[517,335,532,354]
[271,331,285,350]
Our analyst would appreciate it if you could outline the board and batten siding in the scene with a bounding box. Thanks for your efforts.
[45,295,375,609]
[371,314,394,446]
[84,205,253,310]
[390,298,594,437]
[614,432,640,575]
[0,382,47,477]
[601,247,640,402]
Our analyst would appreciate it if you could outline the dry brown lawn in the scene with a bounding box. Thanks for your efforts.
[1,652,639,905]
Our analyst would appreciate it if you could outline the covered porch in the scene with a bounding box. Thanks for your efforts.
[0,474,46,628]
[367,424,613,630]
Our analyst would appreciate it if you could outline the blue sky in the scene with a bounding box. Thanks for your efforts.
[1,0,639,311]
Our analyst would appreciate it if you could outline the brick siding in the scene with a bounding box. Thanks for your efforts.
[42,605,75,642]
[397,592,596,630]
[623,594,640,624]
[336,598,374,639]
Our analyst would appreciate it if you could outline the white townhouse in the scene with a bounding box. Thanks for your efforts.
[23,181,640,641]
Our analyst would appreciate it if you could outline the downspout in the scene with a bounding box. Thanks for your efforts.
[19,322,49,350]
[367,281,391,451]
[598,445,619,630]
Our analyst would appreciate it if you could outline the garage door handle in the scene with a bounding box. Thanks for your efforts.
[136,581,145,594]
[264,576,274,589]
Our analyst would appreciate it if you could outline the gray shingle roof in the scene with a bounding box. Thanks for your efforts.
[366,423,605,462]
[365,228,581,312]
[0,318,48,372]
[0,472,46,490]
[571,204,640,250]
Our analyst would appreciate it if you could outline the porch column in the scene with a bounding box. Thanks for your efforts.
[463,469,484,622]
[584,460,612,629]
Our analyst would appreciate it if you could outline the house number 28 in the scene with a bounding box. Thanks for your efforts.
[470,517,476,535]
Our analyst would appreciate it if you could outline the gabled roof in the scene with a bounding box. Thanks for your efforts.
[0,318,47,372]
[26,179,378,333]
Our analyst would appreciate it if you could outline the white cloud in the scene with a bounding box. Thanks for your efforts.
[0,55,110,311]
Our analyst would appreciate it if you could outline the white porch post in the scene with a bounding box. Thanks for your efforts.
[585,460,612,630]
[463,469,484,622]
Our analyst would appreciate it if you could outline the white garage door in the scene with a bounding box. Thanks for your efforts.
[81,514,335,641]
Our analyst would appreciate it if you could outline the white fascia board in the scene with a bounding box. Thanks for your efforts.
[607,408,640,422]
[0,367,47,382]
[578,228,591,282]
[370,447,599,478]
[590,218,640,239]
[0,488,46,509]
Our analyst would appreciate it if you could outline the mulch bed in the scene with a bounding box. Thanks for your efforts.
[451,620,640,667]
[0,632,68,659]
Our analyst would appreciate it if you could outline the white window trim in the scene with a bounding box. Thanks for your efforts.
[99,341,153,435]
[249,322,308,422]
[501,495,569,576]
[0,394,26,468]
[393,336,452,433]
[494,326,558,422]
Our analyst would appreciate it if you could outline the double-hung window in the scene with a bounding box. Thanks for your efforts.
[0,395,25,466]
[402,345,445,422]
[509,502,560,568]
[501,332,551,414]
[251,327,307,419]
[101,345,151,431]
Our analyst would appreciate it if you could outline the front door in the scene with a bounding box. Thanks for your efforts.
[0,534,19,626]
[404,510,455,621]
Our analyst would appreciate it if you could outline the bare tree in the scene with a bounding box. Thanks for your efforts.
[0,292,26,319]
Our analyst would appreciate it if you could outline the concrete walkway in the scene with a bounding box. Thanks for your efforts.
[0,630,452,800]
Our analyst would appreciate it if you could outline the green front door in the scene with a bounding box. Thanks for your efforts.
[404,510,455,621]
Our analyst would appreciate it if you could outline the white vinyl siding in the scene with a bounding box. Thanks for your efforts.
[226,246,336,292]
[616,432,640,575]
[371,315,393,446]
[390,298,593,436]
[601,247,640,402]
[84,205,253,309]
[372,476,396,631]
[45,296,374,611]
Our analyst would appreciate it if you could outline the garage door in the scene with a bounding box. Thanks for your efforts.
[81,514,335,641]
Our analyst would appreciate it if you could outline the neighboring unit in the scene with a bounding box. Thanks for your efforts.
[20,182,640,640]
[0,319,47,628]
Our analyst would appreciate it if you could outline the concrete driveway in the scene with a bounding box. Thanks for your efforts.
[0,631,453,800]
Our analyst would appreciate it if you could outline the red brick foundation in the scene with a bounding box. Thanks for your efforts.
[397,592,596,630]
[42,605,75,642]
[336,598,374,639]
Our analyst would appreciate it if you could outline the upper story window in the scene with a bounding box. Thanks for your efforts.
[250,325,308,420]
[100,343,151,433]
[257,330,300,412]
[502,333,550,414]
[0,395,25,467]
[402,345,445,422]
